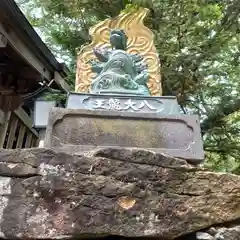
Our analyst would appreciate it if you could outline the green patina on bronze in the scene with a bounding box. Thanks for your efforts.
[89,29,150,96]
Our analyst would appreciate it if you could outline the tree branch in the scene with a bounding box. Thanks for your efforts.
[201,98,240,135]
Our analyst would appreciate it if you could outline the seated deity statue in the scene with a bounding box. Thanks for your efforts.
[88,29,150,96]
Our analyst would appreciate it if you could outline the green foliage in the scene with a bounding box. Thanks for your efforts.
[16,0,240,173]
[44,93,67,107]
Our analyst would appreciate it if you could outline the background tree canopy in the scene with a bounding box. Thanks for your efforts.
[16,0,240,173]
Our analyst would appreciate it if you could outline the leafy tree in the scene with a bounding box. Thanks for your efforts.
[16,0,240,173]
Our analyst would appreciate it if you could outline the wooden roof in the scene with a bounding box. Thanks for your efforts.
[0,0,71,111]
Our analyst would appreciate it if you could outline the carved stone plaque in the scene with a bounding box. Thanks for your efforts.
[66,92,181,115]
[45,108,204,164]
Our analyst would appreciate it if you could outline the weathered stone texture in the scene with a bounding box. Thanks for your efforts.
[196,225,240,240]
[44,108,204,163]
[0,147,239,239]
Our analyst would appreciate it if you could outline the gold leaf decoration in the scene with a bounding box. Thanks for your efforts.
[76,8,162,96]
[117,196,136,210]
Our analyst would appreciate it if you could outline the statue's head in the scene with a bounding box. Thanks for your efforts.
[109,29,128,50]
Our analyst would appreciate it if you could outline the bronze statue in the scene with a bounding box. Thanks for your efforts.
[89,29,150,96]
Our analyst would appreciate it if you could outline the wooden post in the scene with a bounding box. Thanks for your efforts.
[6,115,18,149]
[14,107,38,137]
[0,111,11,148]
[25,132,33,148]
[0,109,4,124]
[30,137,37,147]
[0,33,7,48]
[16,125,26,148]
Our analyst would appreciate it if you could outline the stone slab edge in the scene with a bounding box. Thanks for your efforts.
[44,107,204,164]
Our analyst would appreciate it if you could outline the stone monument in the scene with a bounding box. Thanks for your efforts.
[1,8,240,240]
[45,8,204,164]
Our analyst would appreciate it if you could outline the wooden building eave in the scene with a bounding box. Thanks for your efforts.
[0,0,71,92]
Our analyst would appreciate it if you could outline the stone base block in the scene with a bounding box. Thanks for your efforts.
[66,92,181,114]
[45,108,204,164]
[0,147,238,239]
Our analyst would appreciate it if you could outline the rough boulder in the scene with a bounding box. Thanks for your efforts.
[0,147,239,239]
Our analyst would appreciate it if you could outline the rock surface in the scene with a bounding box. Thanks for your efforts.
[45,107,204,163]
[0,147,239,239]
[196,225,240,240]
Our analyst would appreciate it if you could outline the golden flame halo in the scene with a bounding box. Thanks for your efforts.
[76,8,162,96]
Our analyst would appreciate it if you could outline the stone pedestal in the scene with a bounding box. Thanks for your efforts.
[44,107,204,164]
